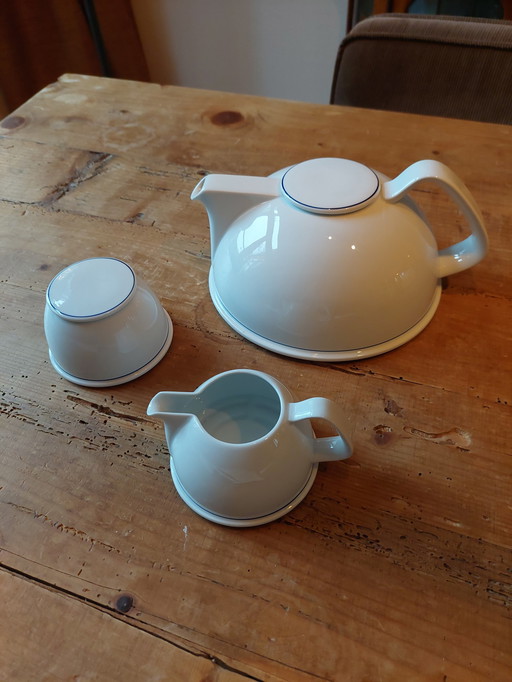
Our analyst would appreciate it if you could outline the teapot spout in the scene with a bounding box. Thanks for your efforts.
[191,174,280,256]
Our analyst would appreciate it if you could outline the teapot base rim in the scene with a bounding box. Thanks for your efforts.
[209,274,441,361]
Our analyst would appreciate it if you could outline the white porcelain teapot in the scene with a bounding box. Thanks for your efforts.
[191,158,488,360]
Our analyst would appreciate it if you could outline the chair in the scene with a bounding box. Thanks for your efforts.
[331,13,512,124]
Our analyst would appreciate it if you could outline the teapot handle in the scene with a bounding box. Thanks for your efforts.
[382,160,488,278]
[288,398,352,463]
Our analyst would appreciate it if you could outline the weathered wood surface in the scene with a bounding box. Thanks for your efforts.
[0,74,510,681]
[1,569,247,681]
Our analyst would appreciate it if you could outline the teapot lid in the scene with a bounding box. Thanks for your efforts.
[281,158,379,214]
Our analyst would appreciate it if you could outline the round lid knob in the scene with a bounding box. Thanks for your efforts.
[281,158,380,214]
[47,257,136,320]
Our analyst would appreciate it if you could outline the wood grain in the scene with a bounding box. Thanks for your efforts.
[1,74,511,681]
[0,568,254,681]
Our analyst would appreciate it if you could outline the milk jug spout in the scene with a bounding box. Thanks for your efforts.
[190,174,280,256]
[147,391,198,436]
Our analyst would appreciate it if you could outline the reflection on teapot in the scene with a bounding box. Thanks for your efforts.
[191,157,488,360]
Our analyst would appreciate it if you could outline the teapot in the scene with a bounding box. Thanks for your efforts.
[191,158,488,360]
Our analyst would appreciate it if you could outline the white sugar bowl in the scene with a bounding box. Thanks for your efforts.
[44,257,172,387]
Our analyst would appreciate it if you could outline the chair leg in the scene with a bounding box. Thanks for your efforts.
[502,0,512,19]
[391,0,412,11]
[371,1,391,13]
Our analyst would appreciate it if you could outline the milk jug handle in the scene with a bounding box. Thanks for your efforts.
[288,398,352,462]
[382,159,488,278]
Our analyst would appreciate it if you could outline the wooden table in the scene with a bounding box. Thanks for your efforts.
[1,74,510,681]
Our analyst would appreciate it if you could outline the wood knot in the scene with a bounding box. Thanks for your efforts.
[115,594,134,613]
[373,424,394,446]
[383,398,405,418]
[1,115,26,130]
[210,110,244,126]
